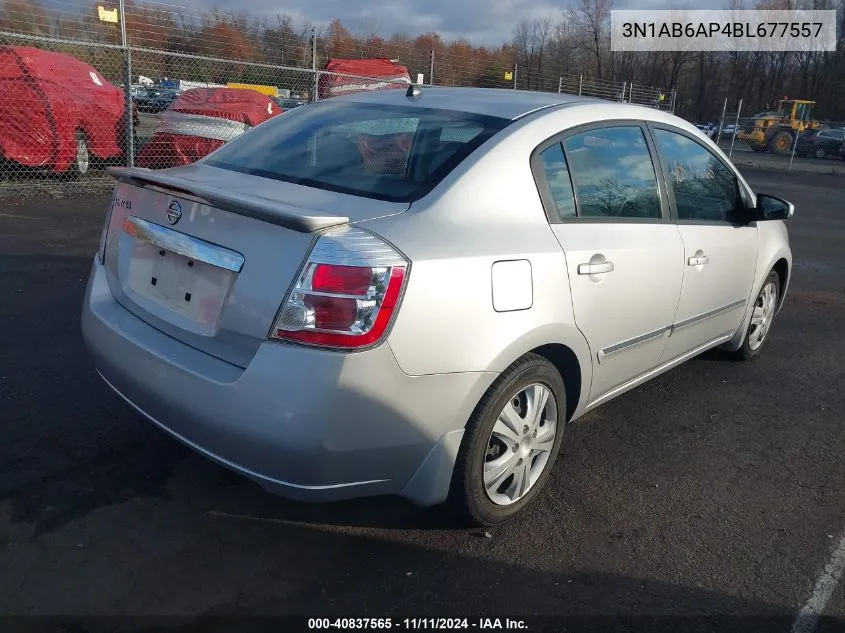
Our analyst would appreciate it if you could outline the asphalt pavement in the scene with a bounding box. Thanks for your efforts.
[0,169,843,632]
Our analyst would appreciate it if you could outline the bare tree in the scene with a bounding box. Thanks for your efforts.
[567,0,613,79]
[512,17,554,89]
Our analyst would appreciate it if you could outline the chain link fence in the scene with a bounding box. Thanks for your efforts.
[702,99,845,172]
[556,73,675,111]
[0,0,676,193]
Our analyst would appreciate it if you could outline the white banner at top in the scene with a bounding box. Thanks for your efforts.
[611,10,837,52]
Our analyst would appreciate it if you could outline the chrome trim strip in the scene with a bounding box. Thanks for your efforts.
[598,325,671,363]
[292,289,369,300]
[672,299,746,331]
[124,215,245,273]
[587,332,734,410]
[97,371,389,491]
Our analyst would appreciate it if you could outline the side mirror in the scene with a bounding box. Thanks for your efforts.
[756,193,795,221]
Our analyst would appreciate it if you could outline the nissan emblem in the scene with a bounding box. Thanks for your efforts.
[166,201,182,225]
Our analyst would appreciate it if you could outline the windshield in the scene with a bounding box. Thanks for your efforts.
[205,101,510,202]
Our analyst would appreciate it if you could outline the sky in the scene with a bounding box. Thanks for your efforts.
[168,0,675,47]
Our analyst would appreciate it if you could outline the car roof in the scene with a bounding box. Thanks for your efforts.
[328,86,610,120]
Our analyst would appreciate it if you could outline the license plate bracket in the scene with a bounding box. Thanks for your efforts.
[124,238,234,326]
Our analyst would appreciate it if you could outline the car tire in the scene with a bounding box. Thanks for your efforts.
[71,131,90,178]
[449,353,567,527]
[815,147,826,159]
[732,271,781,361]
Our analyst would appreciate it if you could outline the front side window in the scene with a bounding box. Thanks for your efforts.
[562,126,662,219]
[653,128,744,223]
[205,102,509,202]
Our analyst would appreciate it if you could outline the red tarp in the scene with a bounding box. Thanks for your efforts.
[165,87,279,126]
[318,58,412,100]
[136,87,279,170]
[0,46,126,172]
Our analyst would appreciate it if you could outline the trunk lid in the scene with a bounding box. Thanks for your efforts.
[101,163,409,368]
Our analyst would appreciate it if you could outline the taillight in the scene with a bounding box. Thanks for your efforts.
[269,226,409,350]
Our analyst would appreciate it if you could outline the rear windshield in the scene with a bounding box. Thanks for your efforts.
[205,101,510,202]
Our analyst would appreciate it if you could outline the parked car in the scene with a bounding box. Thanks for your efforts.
[0,45,133,177]
[795,128,845,159]
[318,57,412,99]
[275,97,307,110]
[136,87,280,169]
[133,87,179,113]
[720,124,739,137]
[83,87,793,526]
[694,123,716,140]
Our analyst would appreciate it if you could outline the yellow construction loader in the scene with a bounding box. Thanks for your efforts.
[737,99,825,154]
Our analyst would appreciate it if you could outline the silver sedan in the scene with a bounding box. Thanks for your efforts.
[82,87,793,526]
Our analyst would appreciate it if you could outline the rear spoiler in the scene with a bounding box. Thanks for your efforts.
[107,166,350,233]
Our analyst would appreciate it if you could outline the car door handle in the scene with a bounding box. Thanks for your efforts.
[688,255,709,266]
[578,261,615,275]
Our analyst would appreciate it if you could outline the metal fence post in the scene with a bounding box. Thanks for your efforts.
[715,97,728,147]
[788,107,805,172]
[429,50,434,85]
[670,89,677,114]
[311,27,318,101]
[557,76,562,94]
[513,64,517,89]
[578,74,583,96]
[620,81,626,102]
[119,0,134,168]
[629,82,633,103]
[729,98,742,158]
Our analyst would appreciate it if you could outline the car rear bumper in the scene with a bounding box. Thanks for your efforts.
[81,257,495,506]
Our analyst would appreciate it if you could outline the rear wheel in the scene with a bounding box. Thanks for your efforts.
[450,353,567,526]
[768,131,794,155]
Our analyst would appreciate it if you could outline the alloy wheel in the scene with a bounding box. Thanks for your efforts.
[483,383,558,506]
[749,280,778,351]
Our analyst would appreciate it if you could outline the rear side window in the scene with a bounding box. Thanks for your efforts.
[205,102,509,202]
[562,127,662,219]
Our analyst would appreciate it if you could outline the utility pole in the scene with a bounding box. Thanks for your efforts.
[429,50,434,85]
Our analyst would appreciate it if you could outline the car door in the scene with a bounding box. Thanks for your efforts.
[822,129,845,155]
[648,124,758,364]
[531,122,685,403]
